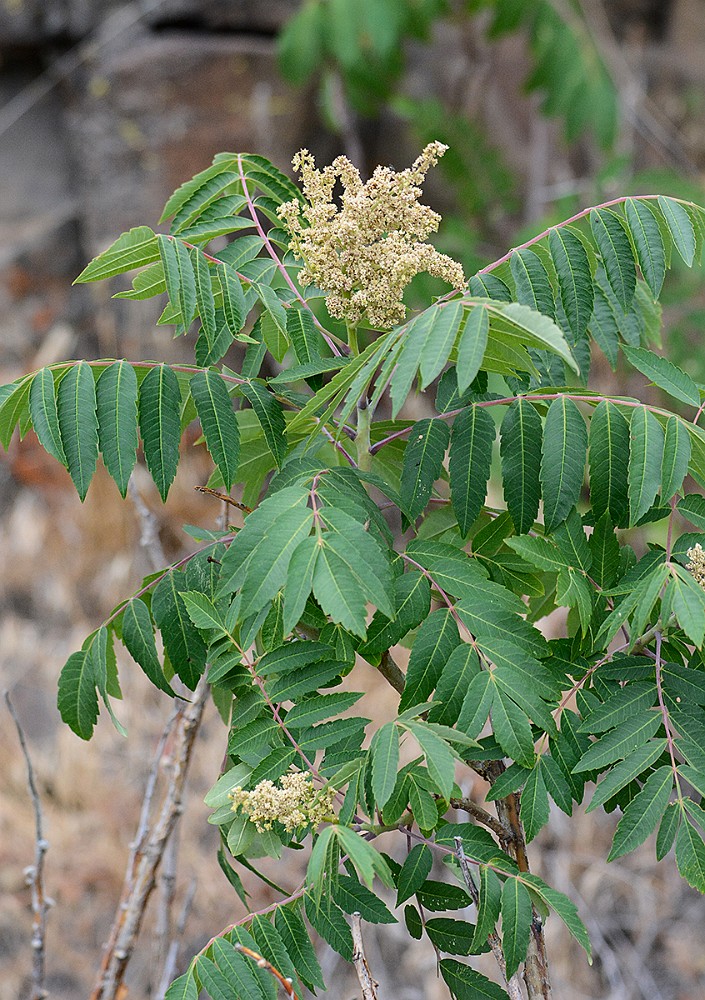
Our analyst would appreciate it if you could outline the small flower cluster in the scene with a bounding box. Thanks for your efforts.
[687,543,705,589]
[229,772,335,833]
[278,142,466,329]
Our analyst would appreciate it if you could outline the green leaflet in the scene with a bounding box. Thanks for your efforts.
[29,367,66,466]
[191,247,217,346]
[274,904,325,992]
[57,648,98,740]
[75,226,159,282]
[400,418,450,521]
[625,198,666,297]
[152,570,207,689]
[607,766,673,861]
[440,960,509,1000]
[661,416,691,500]
[578,682,656,734]
[427,644,480,727]
[449,405,495,536]
[57,360,99,501]
[157,234,196,330]
[675,818,705,892]
[520,873,591,959]
[396,844,433,905]
[540,396,588,532]
[510,247,555,318]
[491,683,535,767]
[484,300,579,374]
[399,608,461,713]
[361,571,431,658]
[573,711,662,773]
[239,381,287,468]
[403,720,458,799]
[588,399,630,525]
[163,971,197,1000]
[521,761,550,842]
[0,376,32,449]
[218,262,247,337]
[586,739,667,813]
[305,893,353,961]
[121,597,175,696]
[370,722,400,808]
[456,306,489,393]
[96,361,139,497]
[590,208,636,310]
[548,225,594,342]
[624,345,699,408]
[390,306,438,417]
[500,876,533,979]
[190,370,240,489]
[657,196,696,266]
[500,397,542,534]
[628,405,664,525]
[138,364,182,501]
[418,300,464,388]
[668,565,705,647]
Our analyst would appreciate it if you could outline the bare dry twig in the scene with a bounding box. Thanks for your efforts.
[351,913,380,1000]
[235,943,300,998]
[5,691,52,1000]
[90,674,209,1000]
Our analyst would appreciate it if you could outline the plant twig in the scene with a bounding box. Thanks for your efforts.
[90,675,209,1000]
[350,913,379,1000]
[235,943,300,998]
[454,838,523,1000]
[450,796,514,842]
[5,692,51,1000]
[154,876,197,1000]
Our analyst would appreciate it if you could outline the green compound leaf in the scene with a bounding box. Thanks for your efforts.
[549,225,594,342]
[96,361,139,497]
[57,360,99,501]
[190,370,240,489]
[540,396,588,532]
[625,198,666,297]
[400,418,450,521]
[29,367,66,466]
[500,397,543,535]
[449,405,495,536]
[138,364,182,501]
[628,405,664,525]
[588,400,630,525]
[590,208,637,310]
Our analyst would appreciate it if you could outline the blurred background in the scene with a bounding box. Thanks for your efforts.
[2,1,705,998]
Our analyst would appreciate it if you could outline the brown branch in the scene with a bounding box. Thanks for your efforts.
[89,674,209,1000]
[454,838,523,1000]
[5,692,51,1000]
[377,651,405,694]
[234,943,300,999]
[450,796,514,842]
[350,913,379,1000]
[194,485,252,513]
[154,876,197,1000]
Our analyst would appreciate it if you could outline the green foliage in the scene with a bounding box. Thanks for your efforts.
[11,146,705,998]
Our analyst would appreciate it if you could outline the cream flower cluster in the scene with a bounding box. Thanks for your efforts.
[687,543,705,589]
[229,772,335,833]
[278,142,466,329]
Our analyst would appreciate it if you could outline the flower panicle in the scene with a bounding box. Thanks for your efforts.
[278,142,466,330]
[230,771,335,833]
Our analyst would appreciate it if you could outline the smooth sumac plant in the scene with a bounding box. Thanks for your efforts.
[6,143,705,999]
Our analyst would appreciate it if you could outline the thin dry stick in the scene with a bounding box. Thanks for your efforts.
[234,943,300,999]
[5,692,51,1000]
[350,913,379,1000]
[454,838,524,1000]
[154,877,197,1000]
[90,675,209,1000]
